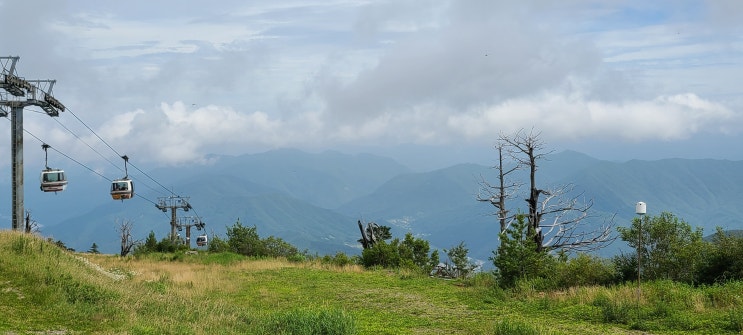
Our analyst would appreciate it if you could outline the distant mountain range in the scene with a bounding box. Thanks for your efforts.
[2,148,742,264]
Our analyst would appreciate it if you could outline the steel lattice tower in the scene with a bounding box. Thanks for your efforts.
[1,56,65,230]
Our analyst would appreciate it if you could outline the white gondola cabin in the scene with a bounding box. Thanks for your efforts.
[111,155,134,201]
[40,144,68,193]
[196,235,208,247]
[110,178,134,200]
[40,168,67,193]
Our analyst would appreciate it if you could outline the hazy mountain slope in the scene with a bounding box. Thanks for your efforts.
[149,149,411,209]
[46,174,360,255]
[337,163,500,261]
[565,158,743,231]
[337,163,492,218]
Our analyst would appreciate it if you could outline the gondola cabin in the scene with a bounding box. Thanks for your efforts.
[40,169,67,193]
[196,235,208,247]
[110,179,134,200]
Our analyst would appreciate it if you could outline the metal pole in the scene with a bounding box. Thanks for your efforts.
[637,218,642,313]
[185,225,192,249]
[634,201,646,320]
[11,106,24,230]
[171,207,177,241]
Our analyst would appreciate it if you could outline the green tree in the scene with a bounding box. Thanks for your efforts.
[399,233,432,270]
[263,236,299,258]
[445,241,476,278]
[157,236,187,253]
[142,231,158,252]
[226,219,265,257]
[88,242,100,254]
[491,215,553,288]
[698,228,743,284]
[207,235,230,253]
[554,253,617,288]
[617,211,705,283]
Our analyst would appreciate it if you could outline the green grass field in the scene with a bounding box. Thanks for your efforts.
[1,231,741,334]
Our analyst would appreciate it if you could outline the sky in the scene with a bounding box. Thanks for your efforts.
[1,0,743,174]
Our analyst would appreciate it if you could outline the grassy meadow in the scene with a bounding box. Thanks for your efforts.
[1,230,742,334]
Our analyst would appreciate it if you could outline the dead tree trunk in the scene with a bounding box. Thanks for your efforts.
[478,145,520,234]
[358,220,370,249]
[117,219,137,256]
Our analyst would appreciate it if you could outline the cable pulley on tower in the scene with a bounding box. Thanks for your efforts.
[39,143,68,193]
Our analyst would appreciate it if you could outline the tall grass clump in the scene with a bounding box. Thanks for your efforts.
[726,307,743,332]
[253,308,357,335]
[492,319,558,335]
[591,294,634,324]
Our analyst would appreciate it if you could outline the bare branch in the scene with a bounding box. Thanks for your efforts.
[484,129,616,253]
[477,144,523,233]
[116,219,140,256]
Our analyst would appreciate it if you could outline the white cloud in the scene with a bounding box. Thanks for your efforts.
[2,0,743,169]
[448,92,740,142]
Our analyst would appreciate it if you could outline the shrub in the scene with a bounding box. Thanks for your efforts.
[612,252,638,284]
[727,307,743,332]
[361,240,400,268]
[360,233,438,273]
[698,228,743,284]
[555,253,617,288]
[323,251,354,266]
[207,235,230,253]
[263,236,299,258]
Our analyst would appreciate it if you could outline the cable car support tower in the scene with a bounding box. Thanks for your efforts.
[177,216,206,248]
[156,195,194,242]
[1,56,65,230]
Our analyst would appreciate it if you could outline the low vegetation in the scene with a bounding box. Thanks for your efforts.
[2,226,743,334]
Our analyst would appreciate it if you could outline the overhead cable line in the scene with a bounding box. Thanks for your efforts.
[6,117,162,207]
[51,114,122,173]
[127,160,177,197]
[26,108,167,197]
[65,107,124,158]
[17,101,198,226]
[64,106,176,197]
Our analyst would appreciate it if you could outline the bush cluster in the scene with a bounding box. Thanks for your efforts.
[134,231,190,254]
[360,232,440,273]
[212,220,303,259]
[492,212,743,289]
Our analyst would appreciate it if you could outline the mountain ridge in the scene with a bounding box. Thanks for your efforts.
[2,149,740,262]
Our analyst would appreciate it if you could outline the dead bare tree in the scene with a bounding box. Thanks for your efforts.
[357,220,391,249]
[478,144,521,233]
[116,219,139,256]
[24,210,40,234]
[491,129,615,253]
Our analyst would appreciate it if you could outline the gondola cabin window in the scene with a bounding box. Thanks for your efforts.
[43,171,64,182]
[110,179,134,200]
[112,181,129,191]
[40,170,68,193]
